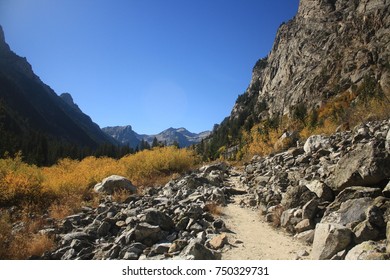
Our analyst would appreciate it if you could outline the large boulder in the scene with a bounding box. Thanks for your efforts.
[321,197,373,226]
[326,141,390,191]
[311,223,352,260]
[94,175,137,195]
[324,186,382,215]
[304,135,331,154]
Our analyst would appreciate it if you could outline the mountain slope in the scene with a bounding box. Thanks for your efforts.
[102,125,141,148]
[207,0,390,158]
[232,0,390,121]
[103,126,211,148]
[0,25,117,163]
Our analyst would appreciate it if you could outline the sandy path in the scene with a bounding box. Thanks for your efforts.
[221,171,310,260]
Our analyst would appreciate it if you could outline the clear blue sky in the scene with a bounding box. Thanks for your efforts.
[0,0,299,134]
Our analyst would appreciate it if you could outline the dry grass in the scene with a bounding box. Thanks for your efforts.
[0,211,54,259]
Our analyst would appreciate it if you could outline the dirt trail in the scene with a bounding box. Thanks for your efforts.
[221,171,310,260]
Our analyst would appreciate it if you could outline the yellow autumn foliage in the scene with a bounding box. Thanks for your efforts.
[0,146,198,210]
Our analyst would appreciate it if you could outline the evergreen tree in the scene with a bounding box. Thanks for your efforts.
[152,137,159,148]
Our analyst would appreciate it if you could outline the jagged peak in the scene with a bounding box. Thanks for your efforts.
[0,25,11,53]
[60,92,82,112]
[0,25,5,43]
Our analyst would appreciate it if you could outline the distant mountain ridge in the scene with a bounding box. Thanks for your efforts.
[102,126,211,148]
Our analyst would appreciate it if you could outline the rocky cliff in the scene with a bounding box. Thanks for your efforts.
[230,0,390,125]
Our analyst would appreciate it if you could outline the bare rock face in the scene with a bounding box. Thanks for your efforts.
[229,0,390,125]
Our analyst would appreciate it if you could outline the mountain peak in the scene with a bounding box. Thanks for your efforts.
[0,25,5,43]
[60,93,82,113]
[0,25,11,53]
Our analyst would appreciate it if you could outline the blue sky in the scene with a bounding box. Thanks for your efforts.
[0,0,299,134]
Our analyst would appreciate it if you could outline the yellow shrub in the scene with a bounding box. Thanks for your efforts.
[120,146,198,186]
[0,155,44,207]
[42,156,123,197]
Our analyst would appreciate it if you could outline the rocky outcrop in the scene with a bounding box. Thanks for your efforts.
[228,0,389,139]
[239,118,390,260]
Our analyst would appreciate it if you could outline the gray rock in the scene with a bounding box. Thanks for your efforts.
[295,229,315,244]
[61,248,76,260]
[294,219,315,234]
[321,197,373,226]
[386,128,390,153]
[282,185,316,209]
[345,241,388,260]
[180,239,220,260]
[353,220,379,244]
[94,175,137,195]
[311,223,352,260]
[62,232,95,243]
[304,180,334,202]
[121,242,146,260]
[324,186,382,215]
[134,223,162,245]
[280,208,302,232]
[326,142,390,191]
[199,162,228,174]
[168,239,188,253]
[302,199,319,220]
[97,221,111,237]
[149,243,171,257]
[140,209,174,231]
[304,135,331,154]
[383,181,390,198]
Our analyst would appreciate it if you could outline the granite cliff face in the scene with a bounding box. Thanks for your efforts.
[230,0,390,123]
